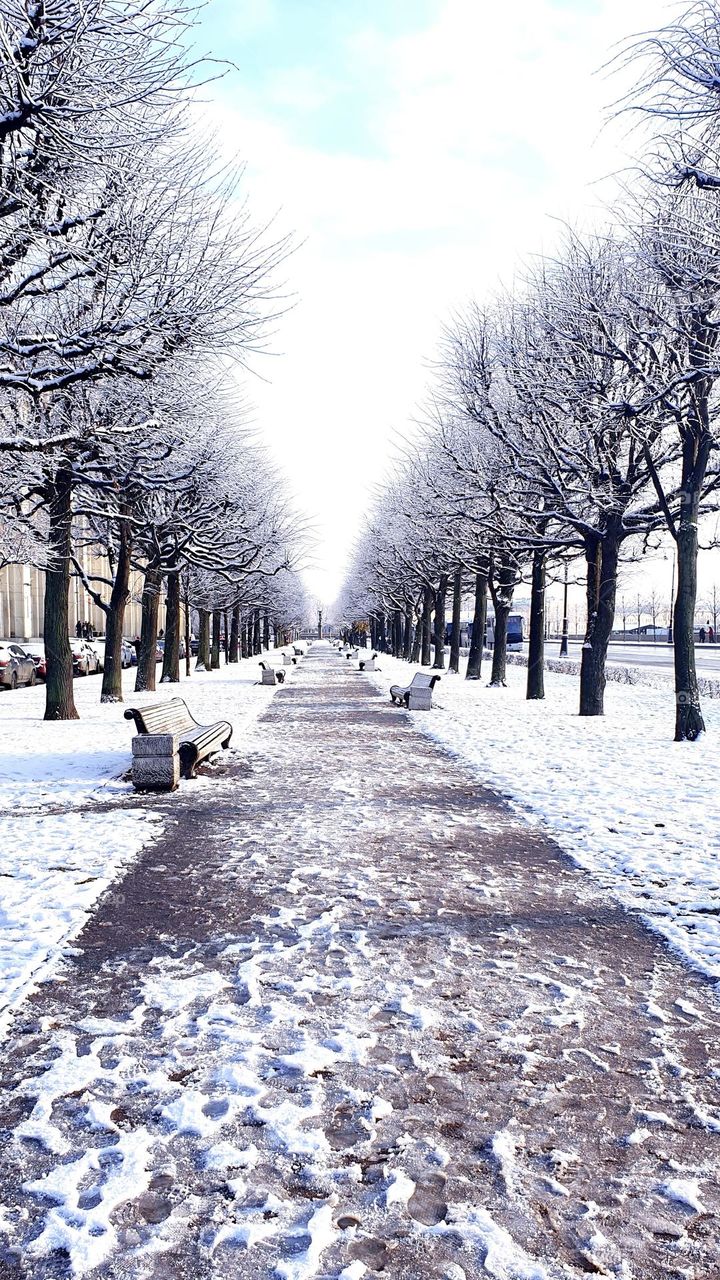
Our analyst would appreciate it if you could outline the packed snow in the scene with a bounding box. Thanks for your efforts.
[0,651,286,1034]
[370,652,720,983]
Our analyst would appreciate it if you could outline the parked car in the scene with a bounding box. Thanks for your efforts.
[90,639,136,670]
[69,636,101,676]
[21,641,47,681]
[87,639,105,672]
[84,641,101,674]
[156,638,186,661]
[0,642,37,689]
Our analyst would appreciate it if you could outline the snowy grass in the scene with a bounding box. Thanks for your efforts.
[0,650,287,1033]
[369,652,720,985]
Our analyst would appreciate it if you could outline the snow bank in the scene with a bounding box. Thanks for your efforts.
[371,654,720,983]
[0,651,284,1032]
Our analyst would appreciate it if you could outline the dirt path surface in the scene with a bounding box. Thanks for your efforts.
[1,643,719,1280]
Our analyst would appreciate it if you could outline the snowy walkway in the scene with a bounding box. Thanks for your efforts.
[1,643,719,1278]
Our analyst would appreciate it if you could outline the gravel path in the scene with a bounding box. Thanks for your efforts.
[0,643,719,1279]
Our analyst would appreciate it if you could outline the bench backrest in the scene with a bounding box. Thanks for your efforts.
[410,673,440,690]
[124,697,198,736]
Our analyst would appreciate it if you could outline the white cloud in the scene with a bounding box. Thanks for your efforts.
[204,0,694,604]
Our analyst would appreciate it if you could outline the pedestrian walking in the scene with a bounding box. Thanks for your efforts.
[700,625,706,643]
[710,625,715,644]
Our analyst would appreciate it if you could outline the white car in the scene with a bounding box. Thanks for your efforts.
[70,637,101,676]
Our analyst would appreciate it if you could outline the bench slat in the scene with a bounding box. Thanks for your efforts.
[125,697,232,779]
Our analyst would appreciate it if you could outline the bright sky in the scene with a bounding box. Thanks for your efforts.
[199,0,681,609]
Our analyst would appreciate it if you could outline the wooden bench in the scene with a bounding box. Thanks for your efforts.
[259,660,285,686]
[358,651,378,672]
[124,697,233,788]
[389,672,440,710]
[282,652,297,666]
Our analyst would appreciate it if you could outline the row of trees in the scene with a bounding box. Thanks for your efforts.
[337,1,720,741]
[0,0,306,719]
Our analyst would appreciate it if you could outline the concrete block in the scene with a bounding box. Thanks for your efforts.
[132,733,178,757]
[132,753,179,791]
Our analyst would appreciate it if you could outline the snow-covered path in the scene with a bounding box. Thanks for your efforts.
[1,644,719,1278]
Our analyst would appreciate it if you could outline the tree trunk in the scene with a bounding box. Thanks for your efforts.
[263,612,270,652]
[229,605,240,663]
[421,586,433,666]
[253,609,261,655]
[43,470,79,720]
[377,611,387,652]
[466,568,487,680]
[184,590,191,678]
[211,609,221,670]
[241,614,249,659]
[196,608,211,671]
[161,572,181,683]
[403,601,413,660]
[410,610,422,663]
[526,549,546,701]
[674,519,704,740]
[223,610,229,663]
[579,533,620,717]
[433,574,448,669]
[135,565,161,693]
[393,609,402,658]
[449,568,462,673]
[488,558,515,687]
[99,520,132,703]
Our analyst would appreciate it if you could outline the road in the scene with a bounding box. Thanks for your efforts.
[538,638,720,676]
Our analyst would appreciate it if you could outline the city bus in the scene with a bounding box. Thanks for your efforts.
[484,613,524,651]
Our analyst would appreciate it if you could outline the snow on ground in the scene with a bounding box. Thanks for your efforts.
[369,651,720,984]
[0,650,288,1034]
[3,646,720,1278]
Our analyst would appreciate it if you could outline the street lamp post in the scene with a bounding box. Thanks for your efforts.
[559,563,569,658]
[317,608,323,640]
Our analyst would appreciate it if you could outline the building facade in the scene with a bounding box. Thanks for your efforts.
[0,553,149,641]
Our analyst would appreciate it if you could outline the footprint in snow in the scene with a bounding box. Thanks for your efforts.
[408,1173,449,1226]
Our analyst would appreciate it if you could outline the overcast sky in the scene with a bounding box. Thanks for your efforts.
[196,0,712,614]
